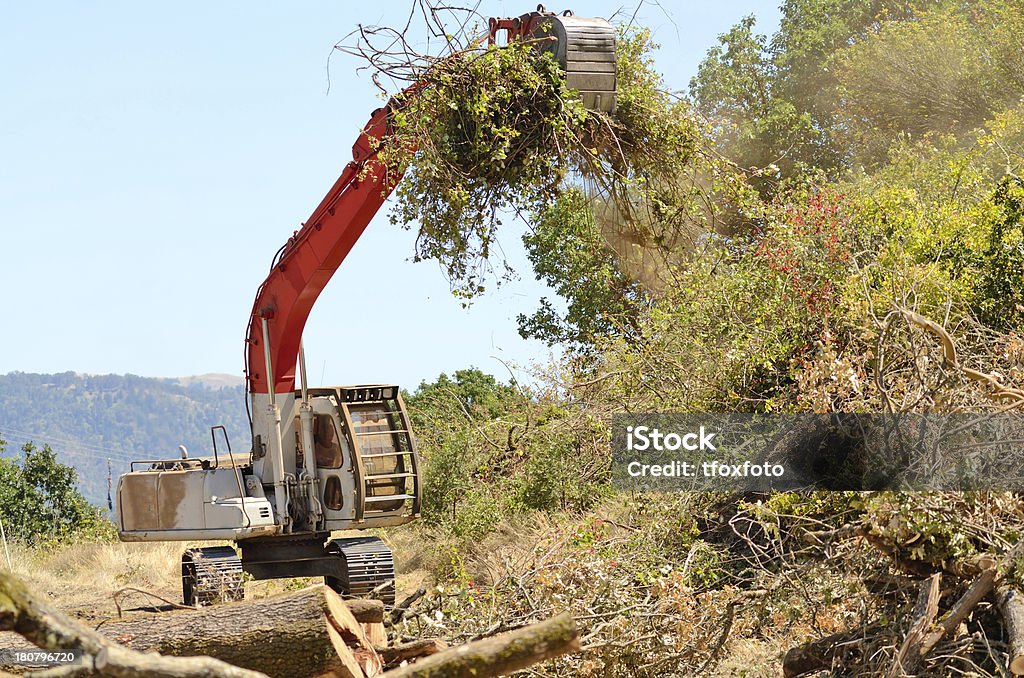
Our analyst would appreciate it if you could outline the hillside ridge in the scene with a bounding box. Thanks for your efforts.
[0,371,248,507]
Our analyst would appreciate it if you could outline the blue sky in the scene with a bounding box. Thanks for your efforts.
[0,1,780,390]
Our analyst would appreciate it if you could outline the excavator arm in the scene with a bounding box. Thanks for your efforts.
[245,4,617,397]
[244,103,396,396]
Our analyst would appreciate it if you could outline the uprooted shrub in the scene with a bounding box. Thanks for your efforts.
[361,26,749,298]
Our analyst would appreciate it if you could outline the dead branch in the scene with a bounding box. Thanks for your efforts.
[900,307,1024,404]
[388,586,426,626]
[783,624,888,678]
[801,522,868,545]
[919,567,997,659]
[111,587,193,616]
[888,572,941,677]
[382,612,579,677]
[996,584,1024,675]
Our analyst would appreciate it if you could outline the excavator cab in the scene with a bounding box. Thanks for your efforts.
[488,5,617,113]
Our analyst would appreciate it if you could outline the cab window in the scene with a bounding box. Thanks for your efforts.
[313,414,344,469]
[324,476,343,510]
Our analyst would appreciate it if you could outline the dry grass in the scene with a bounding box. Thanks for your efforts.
[6,540,183,618]
[4,528,433,619]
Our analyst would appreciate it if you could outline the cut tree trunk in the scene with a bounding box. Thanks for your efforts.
[96,585,382,678]
[382,612,579,678]
[3,570,578,678]
[364,621,388,648]
[0,570,266,678]
[997,584,1024,676]
[345,599,386,624]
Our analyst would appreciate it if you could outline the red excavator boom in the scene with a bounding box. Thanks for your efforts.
[245,4,616,398]
[243,103,397,396]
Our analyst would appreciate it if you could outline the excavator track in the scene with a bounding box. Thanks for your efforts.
[326,536,396,607]
[182,546,245,606]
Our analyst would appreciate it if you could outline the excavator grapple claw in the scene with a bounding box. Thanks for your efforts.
[488,6,617,112]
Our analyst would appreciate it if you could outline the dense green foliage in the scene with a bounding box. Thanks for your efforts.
[0,437,112,544]
[359,7,1024,676]
[382,43,584,298]
[518,188,648,348]
[690,0,1024,178]
[503,0,1024,418]
[379,3,1024,551]
[404,368,608,538]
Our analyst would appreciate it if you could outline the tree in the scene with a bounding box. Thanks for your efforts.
[834,1,1024,164]
[977,175,1024,331]
[688,0,949,181]
[0,437,107,543]
[405,368,522,427]
[518,188,649,350]
[690,16,802,182]
[404,369,525,534]
[405,368,607,534]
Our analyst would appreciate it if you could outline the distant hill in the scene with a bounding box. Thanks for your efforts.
[175,373,246,389]
[0,372,249,508]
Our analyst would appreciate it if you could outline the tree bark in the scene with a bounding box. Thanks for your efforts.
[381,612,578,678]
[345,599,386,624]
[96,585,382,678]
[997,584,1024,676]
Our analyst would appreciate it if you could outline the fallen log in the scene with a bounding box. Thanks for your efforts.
[382,612,579,678]
[997,584,1024,676]
[345,598,387,624]
[0,570,265,678]
[888,573,941,678]
[3,568,584,678]
[96,585,382,678]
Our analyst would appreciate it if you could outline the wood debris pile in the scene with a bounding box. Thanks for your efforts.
[0,571,578,678]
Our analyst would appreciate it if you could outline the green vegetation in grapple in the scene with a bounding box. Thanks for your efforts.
[379,28,747,301]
